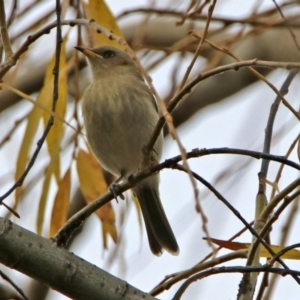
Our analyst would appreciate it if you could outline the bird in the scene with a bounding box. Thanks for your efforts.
[75,45,179,256]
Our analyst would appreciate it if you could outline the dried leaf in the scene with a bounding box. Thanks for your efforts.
[84,0,123,48]
[15,104,42,203]
[49,168,71,237]
[77,149,117,247]
[42,35,68,182]
[186,0,199,13]
[36,35,68,232]
[37,164,52,234]
[204,238,248,251]
[206,237,300,260]
[15,36,68,203]
[0,83,77,130]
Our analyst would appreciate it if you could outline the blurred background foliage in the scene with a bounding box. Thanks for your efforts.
[1,0,300,299]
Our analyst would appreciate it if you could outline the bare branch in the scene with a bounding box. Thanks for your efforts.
[0,0,13,60]
[173,265,300,300]
[54,147,300,248]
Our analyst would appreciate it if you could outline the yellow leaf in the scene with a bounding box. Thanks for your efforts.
[37,164,53,234]
[76,149,117,246]
[0,83,77,131]
[42,35,68,182]
[260,245,300,260]
[49,168,71,237]
[77,149,107,200]
[35,36,68,233]
[100,203,118,246]
[206,237,300,260]
[14,36,68,203]
[84,0,123,48]
[15,94,42,203]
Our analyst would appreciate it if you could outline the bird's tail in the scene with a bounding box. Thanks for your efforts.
[133,177,179,256]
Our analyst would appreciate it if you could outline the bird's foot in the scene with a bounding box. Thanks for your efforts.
[142,145,158,157]
[109,182,125,203]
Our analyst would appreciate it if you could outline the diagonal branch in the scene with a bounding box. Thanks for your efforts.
[54,147,300,248]
[0,218,156,300]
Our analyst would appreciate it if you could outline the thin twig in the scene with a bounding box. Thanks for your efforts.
[268,242,300,265]
[0,0,13,60]
[260,177,300,222]
[0,18,124,78]
[272,0,300,51]
[173,265,300,300]
[132,5,219,249]
[6,0,17,27]
[147,58,300,158]
[177,0,217,90]
[248,186,300,265]
[172,164,300,286]
[118,7,299,28]
[263,195,300,300]
[151,250,248,296]
[151,225,252,294]
[270,133,300,200]
[191,32,300,122]
[0,83,78,132]
[241,69,299,300]
[261,69,298,179]
[0,269,29,300]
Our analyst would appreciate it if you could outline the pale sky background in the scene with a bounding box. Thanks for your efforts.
[1,1,300,300]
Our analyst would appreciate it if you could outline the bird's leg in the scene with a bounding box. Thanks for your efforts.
[142,145,159,169]
[109,174,125,202]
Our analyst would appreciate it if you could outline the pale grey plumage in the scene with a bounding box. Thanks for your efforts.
[76,45,179,255]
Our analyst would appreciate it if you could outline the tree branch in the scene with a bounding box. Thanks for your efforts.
[0,0,13,60]
[54,147,300,248]
[0,218,157,300]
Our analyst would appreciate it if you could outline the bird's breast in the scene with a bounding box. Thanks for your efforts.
[82,75,163,177]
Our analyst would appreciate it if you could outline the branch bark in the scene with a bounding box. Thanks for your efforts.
[0,218,157,300]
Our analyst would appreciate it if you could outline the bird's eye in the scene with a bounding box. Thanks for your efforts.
[103,50,115,58]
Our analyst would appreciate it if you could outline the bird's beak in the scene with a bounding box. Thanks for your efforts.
[74,46,102,58]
